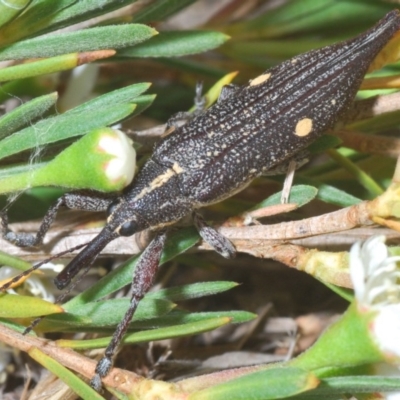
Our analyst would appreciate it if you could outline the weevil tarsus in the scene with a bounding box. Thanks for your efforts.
[193,211,236,258]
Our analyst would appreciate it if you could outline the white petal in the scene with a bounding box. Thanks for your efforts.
[371,304,400,361]
[99,129,136,185]
[362,236,388,276]
[349,240,366,302]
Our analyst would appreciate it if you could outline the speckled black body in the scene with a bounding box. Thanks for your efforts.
[112,10,400,231]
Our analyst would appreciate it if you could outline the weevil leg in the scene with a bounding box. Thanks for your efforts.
[166,81,208,129]
[217,84,241,103]
[193,80,206,114]
[281,160,297,204]
[90,229,168,391]
[262,149,310,177]
[166,82,239,130]
[193,211,236,259]
[261,150,310,204]
[1,191,116,248]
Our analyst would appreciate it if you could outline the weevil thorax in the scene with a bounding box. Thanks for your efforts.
[106,158,194,233]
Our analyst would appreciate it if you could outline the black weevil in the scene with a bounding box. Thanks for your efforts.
[2,10,400,390]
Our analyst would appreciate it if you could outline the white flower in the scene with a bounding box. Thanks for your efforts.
[349,236,400,362]
[98,129,136,186]
[349,236,400,399]
[373,303,400,361]
[349,235,400,307]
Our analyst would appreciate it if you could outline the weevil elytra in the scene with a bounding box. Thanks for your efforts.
[1,10,400,390]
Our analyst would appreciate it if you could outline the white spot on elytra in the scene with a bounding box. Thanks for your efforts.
[249,73,271,86]
[295,118,313,137]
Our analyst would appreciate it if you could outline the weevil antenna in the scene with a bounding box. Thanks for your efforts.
[23,249,100,335]
[0,241,90,292]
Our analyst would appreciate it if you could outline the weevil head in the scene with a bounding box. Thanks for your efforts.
[106,198,149,237]
[55,199,149,290]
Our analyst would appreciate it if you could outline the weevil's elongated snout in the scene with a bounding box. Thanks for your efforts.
[54,227,119,290]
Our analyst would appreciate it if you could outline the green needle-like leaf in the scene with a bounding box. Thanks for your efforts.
[132,0,196,23]
[119,31,230,58]
[67,82,151,114]
[0,25,157,60]
[0,51,116,82]
[57,316,232,349]
[146,281,238,301]
[0,0,75,45]
[253,185,318,209]
[227,0,392,39]
[0,293,63,318]
[41,298,174,332]
[0,317,33,334]
[28,348,105,400]
[127,310,256,331]
[0,103,135,161]
[327,148,384,197]
[0,92,57,139]
[0,250,33,272]
[190,367,319,400]
[24,0,144,35]
[0,0,31,29]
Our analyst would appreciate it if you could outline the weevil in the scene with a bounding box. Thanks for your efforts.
[1,10,400,390]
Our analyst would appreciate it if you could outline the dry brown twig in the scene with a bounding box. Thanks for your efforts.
[3,181,400,289]
[0,323,270,398]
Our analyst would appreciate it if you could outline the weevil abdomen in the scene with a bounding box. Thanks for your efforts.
[152,10,400,206]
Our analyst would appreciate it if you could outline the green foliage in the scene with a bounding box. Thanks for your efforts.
[190,367,319,400]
